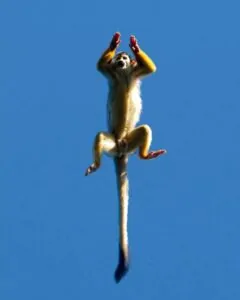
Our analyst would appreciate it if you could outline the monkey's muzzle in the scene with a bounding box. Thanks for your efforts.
[117,60,125,68]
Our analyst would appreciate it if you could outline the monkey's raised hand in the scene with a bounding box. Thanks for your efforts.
[129,35,140,54]
[110,32,121,50]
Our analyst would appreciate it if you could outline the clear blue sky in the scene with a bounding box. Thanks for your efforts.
[1,0,240,299]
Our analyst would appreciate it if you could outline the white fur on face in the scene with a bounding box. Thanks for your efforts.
[113,53,131,69]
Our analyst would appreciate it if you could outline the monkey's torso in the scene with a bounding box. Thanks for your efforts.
[107,71,142,140]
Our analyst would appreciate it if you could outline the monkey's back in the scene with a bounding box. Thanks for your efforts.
[107,79,142,139]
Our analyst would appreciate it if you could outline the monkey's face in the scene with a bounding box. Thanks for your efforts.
[113,52,131,70]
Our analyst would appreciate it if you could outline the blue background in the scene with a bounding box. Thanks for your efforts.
[1,0,240,299]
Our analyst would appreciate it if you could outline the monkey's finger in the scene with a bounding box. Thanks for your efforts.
[110,32,121,49]
[129,45,135,52]
[114,32,121,39]
[130,35,137,46]
[113,32,121,44]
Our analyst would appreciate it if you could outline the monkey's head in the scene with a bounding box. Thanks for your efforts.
[112,52,132,70]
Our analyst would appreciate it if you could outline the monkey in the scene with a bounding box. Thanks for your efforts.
[85,32,167,283]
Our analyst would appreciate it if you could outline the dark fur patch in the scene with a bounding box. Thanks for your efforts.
[114,246,129,283]
[115,51,132,60]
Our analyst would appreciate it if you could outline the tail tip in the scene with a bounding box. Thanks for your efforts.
[114,262,129,283]
[114,246,129,283]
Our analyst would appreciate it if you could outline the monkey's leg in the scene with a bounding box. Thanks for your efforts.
[85,132,116,176]
[126,125,167,159]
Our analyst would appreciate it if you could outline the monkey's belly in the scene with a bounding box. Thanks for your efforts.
[108,92,142,138]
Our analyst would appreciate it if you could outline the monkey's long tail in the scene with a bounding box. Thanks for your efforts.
[114,155,130,283]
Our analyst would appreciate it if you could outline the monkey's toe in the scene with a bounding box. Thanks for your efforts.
[143,149,167,160]
[85,163,99,176]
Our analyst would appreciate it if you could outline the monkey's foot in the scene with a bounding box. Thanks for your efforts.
[143,149,167,160]
[85,163,99,176]
[114,247,129,283]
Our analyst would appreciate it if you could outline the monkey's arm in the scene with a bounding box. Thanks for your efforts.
[97,48,116,75]
[130,35,157,77]
[97,32,121,77]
